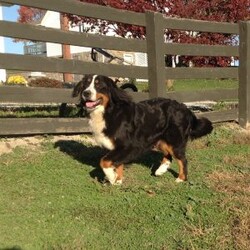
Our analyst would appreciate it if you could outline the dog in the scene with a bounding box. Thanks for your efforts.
[72,75,213,185]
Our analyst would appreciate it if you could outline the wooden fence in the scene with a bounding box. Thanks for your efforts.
[0,0,249,135]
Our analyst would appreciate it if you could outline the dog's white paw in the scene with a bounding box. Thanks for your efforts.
[114,179,123,185]
[103,168,117,185]
[155,162,170,176]
[175,177,184,183]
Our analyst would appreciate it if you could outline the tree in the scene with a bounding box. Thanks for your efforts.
[68,0,249,67]
[17,6,45,24]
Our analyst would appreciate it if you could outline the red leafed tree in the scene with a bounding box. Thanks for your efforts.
[17,6,45,24]
[68,0,249,67]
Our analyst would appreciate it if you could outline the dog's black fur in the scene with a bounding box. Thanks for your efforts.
[73,75,213,183]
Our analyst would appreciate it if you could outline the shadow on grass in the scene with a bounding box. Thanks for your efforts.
[0,247,23,250]
[54,140,107,182]
[54,140,178,182]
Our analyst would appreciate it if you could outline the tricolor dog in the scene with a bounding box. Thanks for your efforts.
[73,75,213,185]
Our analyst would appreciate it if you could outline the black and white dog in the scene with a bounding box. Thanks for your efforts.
[73,75,213,185]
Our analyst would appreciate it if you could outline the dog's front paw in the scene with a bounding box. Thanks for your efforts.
[114,179,123,185]
[155,162,171,176]
[103,168,117,185]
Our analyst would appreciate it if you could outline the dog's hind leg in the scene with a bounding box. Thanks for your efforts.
[175,154,188,182]
[155,140,188,182]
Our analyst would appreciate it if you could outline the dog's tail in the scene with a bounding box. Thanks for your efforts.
[190,115,213,140]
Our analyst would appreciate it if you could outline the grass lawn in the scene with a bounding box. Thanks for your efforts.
[136,79,238,92]
[0,79,238,118]
[0,123,249,250]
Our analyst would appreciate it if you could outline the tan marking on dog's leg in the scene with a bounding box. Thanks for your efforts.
[156,140,174,156]
[176,159,187,182]
[114,164,124,185]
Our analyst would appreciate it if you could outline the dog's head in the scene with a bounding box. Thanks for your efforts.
[72,75,131,112]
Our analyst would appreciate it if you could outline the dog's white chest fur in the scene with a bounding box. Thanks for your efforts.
[89,106,114,150]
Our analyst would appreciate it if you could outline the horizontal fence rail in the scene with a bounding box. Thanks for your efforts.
[0,110,238,136]
[2,0,240,34]
[0,20,147,53]
[196,109,238,123]
[0,86,77,104]
[0,53,148,79]
[162,16,239,34]
[0,86,238,104]
[164,43,239,57]
[1,0,146,26]
[0,0,249,135]
[0,118,90,135]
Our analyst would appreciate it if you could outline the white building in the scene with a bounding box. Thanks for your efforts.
[39,11,147,66]
[40,11,92,57]
[0,4,7,82]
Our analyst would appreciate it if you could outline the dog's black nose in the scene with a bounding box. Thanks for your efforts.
[83,90,91,99]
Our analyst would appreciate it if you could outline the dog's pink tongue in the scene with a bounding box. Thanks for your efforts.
[86,101,97,108]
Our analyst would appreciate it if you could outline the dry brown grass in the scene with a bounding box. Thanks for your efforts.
[207,170,250,249]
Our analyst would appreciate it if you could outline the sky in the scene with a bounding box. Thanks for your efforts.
[2,4,24,54]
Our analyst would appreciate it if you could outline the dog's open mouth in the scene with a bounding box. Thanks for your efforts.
[85,99,102,109]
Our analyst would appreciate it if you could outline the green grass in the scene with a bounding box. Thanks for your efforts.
[0,105,79,118]
[0,124,249,250]
[0,79,238,118]
[171,79,238,91]
[136,79,238,92]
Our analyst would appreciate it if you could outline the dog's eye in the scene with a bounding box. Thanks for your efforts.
[87,78,92,83]
[95,80,100,87]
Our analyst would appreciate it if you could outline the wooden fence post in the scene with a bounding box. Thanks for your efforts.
[145,11,166,99]
[238,21,250,129]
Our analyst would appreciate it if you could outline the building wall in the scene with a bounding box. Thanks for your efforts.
[38,11,148,82]
[41,11,92,57]
[0,6,6,82]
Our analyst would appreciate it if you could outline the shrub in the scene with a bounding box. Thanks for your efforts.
[6,75,28,86]
[29,77,63,88]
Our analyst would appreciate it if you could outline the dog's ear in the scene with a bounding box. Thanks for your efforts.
[72,79,84,98]
[107,77,132,104]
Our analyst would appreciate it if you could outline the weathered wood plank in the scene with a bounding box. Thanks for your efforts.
[0,20,238,57]
[146,12,166,98]
[0,109,238,136]
[238,21,250,129]
[0,118,90,136]
[165,67,238,79]
[0,53,148,79]
[0,86,77,104]
[129,92,149,102]
[165,43,239,57]
[0,21,146,53]
[2,0,146,26]
[0,86,237,104]
[196,109,238,123]
[4,0,237,34]
[163,17,239,34]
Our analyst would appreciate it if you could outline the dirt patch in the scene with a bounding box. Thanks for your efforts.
[0,135,95,156]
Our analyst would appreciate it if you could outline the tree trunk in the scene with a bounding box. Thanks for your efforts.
[60,14,73,83]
